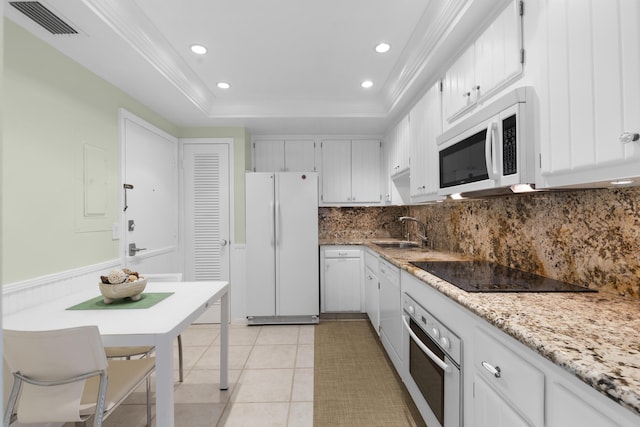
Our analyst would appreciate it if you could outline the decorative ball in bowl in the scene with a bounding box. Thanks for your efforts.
[99,269,146,304]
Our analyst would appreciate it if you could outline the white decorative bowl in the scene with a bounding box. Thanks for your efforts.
[99,277,147,304]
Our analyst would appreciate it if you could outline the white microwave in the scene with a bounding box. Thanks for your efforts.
[436,87,536,197]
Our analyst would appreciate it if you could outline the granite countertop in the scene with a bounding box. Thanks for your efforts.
[320,238,640,416]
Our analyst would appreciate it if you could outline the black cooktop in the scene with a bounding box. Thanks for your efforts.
[411,260,597,293]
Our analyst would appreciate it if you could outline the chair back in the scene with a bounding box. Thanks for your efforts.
[2,359,12,415]
[3,326,108,423]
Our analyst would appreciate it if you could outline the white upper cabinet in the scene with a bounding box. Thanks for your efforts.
[474,0,523,102]
[283,139,316,172]
[351,140,383,203]
[442,0,523,128]
[443,45,477,124]
[253,140,285,172]
[410,82,443,202]
[387,115,411,176]
[538,0,640,188]
[384,116,411,205]
[320,140,352,203]
[253,139,316,172]
[320,139,382,205]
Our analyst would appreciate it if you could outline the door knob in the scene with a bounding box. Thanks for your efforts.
[220,239,228,246]
[128,243,147,256]
[620,132,640,144]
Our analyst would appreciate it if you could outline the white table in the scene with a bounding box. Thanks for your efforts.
[3,281,229,427]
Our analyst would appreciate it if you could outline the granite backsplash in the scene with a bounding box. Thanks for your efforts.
[319,206,408,240]
[319,187,640,299]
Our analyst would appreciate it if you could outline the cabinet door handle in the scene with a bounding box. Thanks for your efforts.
[481,361,501,378]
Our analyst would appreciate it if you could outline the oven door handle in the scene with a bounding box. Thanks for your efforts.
[402,315,452,373]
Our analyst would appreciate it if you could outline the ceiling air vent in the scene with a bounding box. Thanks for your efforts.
[10,1,78,35]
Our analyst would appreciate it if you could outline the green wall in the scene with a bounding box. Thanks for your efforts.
[2,19,250,284]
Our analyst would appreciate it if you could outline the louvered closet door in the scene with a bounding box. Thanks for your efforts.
[183,143,230,286]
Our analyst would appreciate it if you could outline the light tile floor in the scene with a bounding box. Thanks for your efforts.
[99,323,315,427]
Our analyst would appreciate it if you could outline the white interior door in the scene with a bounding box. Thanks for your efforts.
[121,110,179,273]
[182,141,231,323]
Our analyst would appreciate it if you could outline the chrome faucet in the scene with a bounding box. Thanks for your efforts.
[398,216,428,247]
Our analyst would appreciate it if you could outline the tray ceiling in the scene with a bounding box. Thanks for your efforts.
[4,0,502,134]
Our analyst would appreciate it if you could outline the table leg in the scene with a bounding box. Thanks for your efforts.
[220,291,229,390]
[154,336,175,427]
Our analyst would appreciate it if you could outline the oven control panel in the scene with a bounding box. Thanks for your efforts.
[403,293,462,365]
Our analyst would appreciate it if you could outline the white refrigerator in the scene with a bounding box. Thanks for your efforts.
[245,172,319,324]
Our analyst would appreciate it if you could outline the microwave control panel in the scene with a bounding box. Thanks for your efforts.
[502,114,517,175]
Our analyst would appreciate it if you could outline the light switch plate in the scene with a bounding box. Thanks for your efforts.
[111,223,120,240]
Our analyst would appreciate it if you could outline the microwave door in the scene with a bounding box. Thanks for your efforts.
[438,125,493,194]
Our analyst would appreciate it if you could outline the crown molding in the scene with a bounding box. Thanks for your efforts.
[382,0,470,113]
[82,0,215,114]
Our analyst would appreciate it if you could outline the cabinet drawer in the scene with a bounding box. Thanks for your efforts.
[324,249,360,258]
[364,250,379,271]
[378,259,399,284]
[474,327,544,427]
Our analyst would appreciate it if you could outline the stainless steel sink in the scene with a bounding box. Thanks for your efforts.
[373,241,421,249]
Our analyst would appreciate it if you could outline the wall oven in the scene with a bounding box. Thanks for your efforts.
[402,293,461,427]
[436,86,536,197]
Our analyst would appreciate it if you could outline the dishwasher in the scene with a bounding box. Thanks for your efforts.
[378,258,402,371]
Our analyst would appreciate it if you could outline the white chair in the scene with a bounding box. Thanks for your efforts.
[105,272,185,382]
[3,326,155,427]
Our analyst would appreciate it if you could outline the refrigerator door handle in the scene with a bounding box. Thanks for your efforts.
[269,200,275,247]
[275,200,281,247]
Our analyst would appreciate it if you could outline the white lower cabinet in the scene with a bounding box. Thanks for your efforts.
[320,246,363,312]
[364,249,380,334]
[378,258,402,371]
[548,383,622,427]
[474,327,545,427]
[471,323,640,427]
[473,374,530,427]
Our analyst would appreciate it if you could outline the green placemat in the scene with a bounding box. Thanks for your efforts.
[66,292,174,310]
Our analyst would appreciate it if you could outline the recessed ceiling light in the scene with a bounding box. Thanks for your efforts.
[375,42,391,53]
[361,80,374,89]
[190,44,207,55]
[217,82,231,89]
[610,179,634,185]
